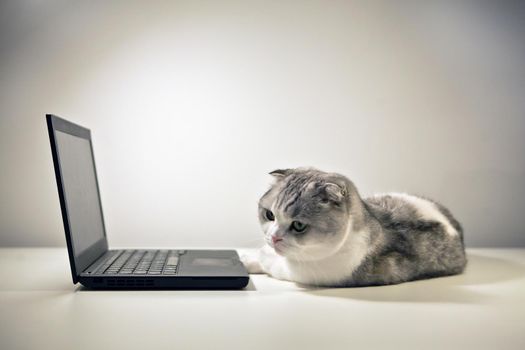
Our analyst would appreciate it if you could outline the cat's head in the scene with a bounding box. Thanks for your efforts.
[258,167,361,261]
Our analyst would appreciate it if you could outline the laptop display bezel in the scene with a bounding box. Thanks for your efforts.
[46,114,109,284]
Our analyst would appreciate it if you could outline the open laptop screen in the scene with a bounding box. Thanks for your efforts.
[54,130,105,255]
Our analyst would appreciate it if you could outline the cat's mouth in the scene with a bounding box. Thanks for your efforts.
[266,235,293,255]
[272,240,290,255]
[273,243,284,253]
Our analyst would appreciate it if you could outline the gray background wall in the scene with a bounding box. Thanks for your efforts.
[1,0,524,248]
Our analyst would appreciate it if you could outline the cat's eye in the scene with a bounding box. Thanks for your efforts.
[265,209,275,221]
[291,221,308,233]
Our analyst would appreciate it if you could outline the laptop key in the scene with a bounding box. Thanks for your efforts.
[166,256,179,266]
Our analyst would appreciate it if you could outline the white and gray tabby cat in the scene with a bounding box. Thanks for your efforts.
[242,168,467,287]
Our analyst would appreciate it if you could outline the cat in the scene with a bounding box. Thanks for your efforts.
[241,167,467,287]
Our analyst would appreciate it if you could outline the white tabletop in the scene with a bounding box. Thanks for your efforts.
[1,248,524,350]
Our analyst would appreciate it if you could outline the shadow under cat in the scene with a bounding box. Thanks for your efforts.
[301,252,525,304]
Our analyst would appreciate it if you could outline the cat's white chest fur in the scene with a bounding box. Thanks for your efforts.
[286,229,370,286]
[245,228,370,286]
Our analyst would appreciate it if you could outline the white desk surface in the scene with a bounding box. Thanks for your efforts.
[0,248,524,350]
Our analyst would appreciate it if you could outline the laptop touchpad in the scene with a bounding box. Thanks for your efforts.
[191,258,234,267]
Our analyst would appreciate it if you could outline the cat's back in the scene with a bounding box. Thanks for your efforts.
[364,192,463,239]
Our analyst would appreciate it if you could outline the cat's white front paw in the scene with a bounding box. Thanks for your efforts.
[240,253,264,274]
[267,259,292,281]
[258,248,292,281]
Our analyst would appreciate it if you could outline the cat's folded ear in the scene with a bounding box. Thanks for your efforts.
[269,169,291,179]
[323,182,347,203]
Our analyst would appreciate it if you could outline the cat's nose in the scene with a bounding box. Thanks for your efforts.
[271,235,283,244]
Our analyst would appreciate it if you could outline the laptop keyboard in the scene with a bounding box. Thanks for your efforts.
[96,250,182,275]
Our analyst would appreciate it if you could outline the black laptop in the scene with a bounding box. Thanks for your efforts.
[46,114,249,289]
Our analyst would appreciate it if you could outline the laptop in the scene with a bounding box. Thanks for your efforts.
[46,114,249,289]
